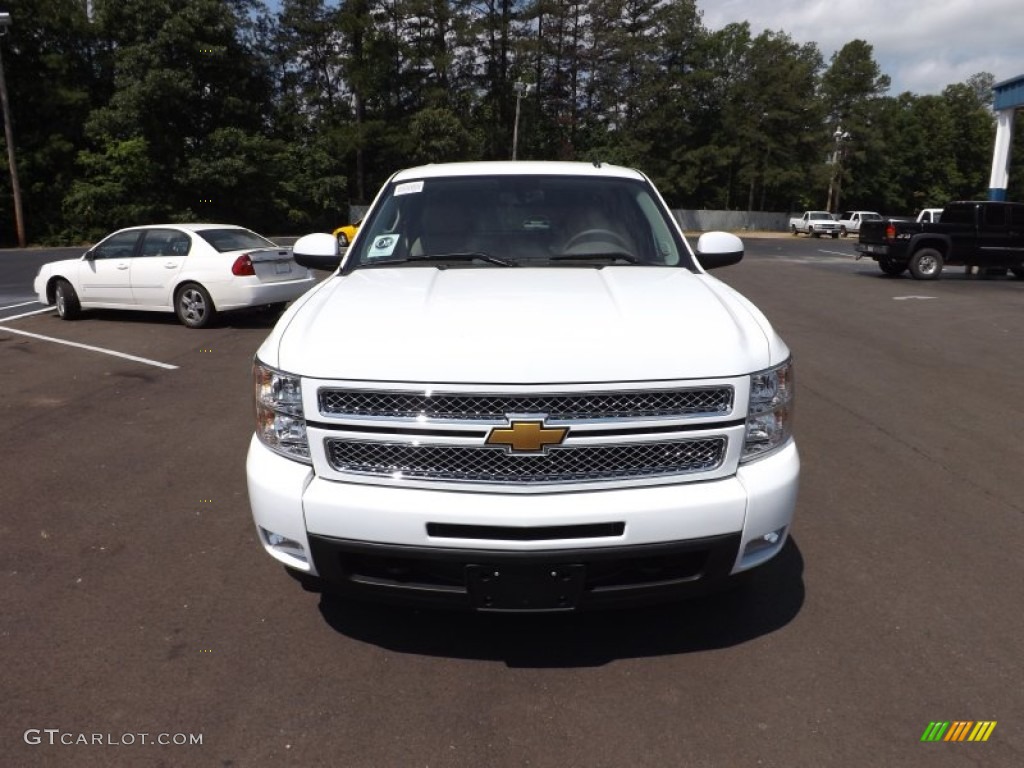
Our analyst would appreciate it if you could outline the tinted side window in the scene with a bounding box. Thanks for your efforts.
[1011,206,1024,227]
[92,231,142,259]
[983,205,1007,227]
[939,205,973,226]
[140,229,191,257]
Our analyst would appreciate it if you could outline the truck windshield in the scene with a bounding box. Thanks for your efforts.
[346,174,694,269]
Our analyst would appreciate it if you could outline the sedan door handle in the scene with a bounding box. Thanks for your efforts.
[164,262,178,269]
[116,263,129,270]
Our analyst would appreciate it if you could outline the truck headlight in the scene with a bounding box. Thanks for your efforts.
[254,359,311,463]
[742,359,794,462]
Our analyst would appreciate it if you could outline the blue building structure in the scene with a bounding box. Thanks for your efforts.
[989,74,1024,200]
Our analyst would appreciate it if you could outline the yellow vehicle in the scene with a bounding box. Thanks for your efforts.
[332,219,362,248]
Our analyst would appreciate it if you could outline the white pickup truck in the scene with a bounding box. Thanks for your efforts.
[790,210,840,238]
[247,161,799,611]
[837,210,882,237]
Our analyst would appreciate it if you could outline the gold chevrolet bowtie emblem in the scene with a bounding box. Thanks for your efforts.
[485,420,568,453]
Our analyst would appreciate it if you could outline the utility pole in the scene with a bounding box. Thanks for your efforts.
[511,82,535,161]
[825,126,851,213]
[0,13,25,247]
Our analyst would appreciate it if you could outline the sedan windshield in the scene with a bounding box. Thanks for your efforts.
[347,174,694,269]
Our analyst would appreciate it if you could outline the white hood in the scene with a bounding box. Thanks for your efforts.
[265,267,781,383]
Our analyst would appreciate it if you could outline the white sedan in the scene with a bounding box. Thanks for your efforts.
[34,223,317,329]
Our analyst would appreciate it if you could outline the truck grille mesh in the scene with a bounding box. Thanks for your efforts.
[324,437,727,484]
[318,388,733,421]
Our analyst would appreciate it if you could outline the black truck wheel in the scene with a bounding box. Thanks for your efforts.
[1010,267,1024,280]
[908,248,943,280]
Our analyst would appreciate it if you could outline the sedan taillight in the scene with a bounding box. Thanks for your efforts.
[232,254,256,276]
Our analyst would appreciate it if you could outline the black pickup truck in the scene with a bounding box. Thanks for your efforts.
[855,200,1024,279]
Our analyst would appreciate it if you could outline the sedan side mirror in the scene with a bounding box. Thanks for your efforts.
[292,233,342,271]
[695,231,743,270]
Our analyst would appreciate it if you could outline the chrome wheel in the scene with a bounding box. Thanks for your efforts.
[909,248,944,280]
[175,283,216,328]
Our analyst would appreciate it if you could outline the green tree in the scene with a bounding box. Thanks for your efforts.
[941,77,995,199]
[0,0,95,244]
[721,30,825,211]
[65,0,277,238]
[820,40,890,211]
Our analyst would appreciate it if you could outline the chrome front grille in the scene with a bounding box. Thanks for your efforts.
[318,387,733,421]
[324,437,727,484]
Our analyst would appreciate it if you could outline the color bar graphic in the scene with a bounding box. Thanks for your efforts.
[921,721,996,742]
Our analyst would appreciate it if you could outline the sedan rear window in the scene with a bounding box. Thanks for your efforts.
[197,228,276,253]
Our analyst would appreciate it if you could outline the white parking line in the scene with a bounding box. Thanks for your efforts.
[0,306,55,321]
[818,250,853,257]
[0,300,39,311]
[0,319,179,370]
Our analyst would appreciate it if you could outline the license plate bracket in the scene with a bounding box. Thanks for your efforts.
[466,563,585,611]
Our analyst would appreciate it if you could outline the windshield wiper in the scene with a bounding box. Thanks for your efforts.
[365,252,516,268]
[551,251,640,264]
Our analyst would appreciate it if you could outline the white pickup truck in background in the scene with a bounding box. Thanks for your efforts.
[837,210,882,238]
[790,210,840,238]
[916,208,943,223]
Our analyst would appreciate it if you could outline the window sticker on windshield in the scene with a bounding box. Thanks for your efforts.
[367,234,400,258]
[394,181,424,196]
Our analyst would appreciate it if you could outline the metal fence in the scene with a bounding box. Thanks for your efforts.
[671,210,790,232]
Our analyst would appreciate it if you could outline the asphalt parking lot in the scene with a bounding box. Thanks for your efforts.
[2,235,1022,767]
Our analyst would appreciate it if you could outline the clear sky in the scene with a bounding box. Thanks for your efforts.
[697,0,1024,96]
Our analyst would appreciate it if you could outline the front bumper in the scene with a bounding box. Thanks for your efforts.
[246,437,799,610]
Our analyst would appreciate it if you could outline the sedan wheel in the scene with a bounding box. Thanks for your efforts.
[54,279,81,320]
[175,283,217,328]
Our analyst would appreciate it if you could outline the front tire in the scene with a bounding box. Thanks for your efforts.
[908,248,944,280]
[791,226,798,236]
[175,283,217,328]
[1010,266,1024,280]
[54,279,81,320]
[840,227,848,237]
